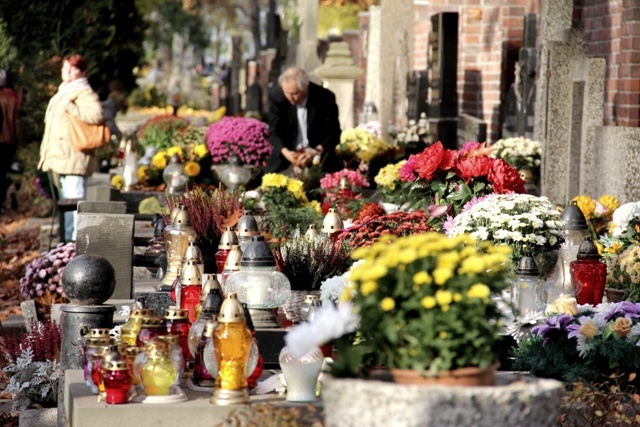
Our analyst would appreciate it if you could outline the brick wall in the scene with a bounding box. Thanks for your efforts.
[577,0,640,127]
[412,0,541,142]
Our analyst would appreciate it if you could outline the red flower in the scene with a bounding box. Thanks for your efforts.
[413,141,455,180]
[455,156,494,183]
[488,159,526,194]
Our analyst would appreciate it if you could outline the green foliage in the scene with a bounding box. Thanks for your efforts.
[0,19,16,68]
[128,84,167,108]
[318,3,364,38]
[0,0,146,142]
[263,203,322,241]
[146,0,209,51]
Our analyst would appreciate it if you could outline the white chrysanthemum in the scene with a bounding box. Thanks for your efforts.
[284,303,360,359]
[612,202,640,236]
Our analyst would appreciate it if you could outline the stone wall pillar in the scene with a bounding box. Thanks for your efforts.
[315,42,364,131]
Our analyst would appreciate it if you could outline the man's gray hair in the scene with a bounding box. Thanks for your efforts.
[278,68,310,91]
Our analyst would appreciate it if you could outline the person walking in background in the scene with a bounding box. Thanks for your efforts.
[266,67,342,175]
[0,69,20,214]
[38,54,104,241]
[101,79,126,141]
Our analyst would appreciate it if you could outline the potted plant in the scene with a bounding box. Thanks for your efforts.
[273,237,353,322]
[19,242,75,321]
[446,193,564,276]
[255,173,322,241]
[318,169,369,218]
[283,233,564,426]
[1,320,62,421]
[205,116,272,168]
[606,245,640,302]
[511,299,640,386]
[164,186,244,271]
[376,141,526,229]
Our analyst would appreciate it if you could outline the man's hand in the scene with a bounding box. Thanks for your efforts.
[281,148,302,167]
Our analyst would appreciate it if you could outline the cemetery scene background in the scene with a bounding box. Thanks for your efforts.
[2,0,640,425]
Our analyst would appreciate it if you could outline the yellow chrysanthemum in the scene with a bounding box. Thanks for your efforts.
[572,195,596,220]
[167,146,184,157]
[152,152,168,170]
[184,161,201,177]
[110,174,124,190]
[439,331,448,339]
[433,268,453,285]
[453,293,462,302]
[413,271,431,285]
[307,200,322,214]
[374,160,406,190]
[458,256,486,275]
[467,283,491,300]
[437,251,460,269]
[362,264,388,281]
[435,290,453,307]
[360,281,378,296]
[137,165,149,181]
[598,194,620,214]
[380,297,395,311]
[261,173,288,189]
[421,296,436,309]
[193,144,209,159]
[398,248,418,265]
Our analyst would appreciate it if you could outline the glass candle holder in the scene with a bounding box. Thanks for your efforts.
[570,237,607,305]
[141,344,177,396]
[164,308,191,366]
[121,308,154,347]
[136,315,167,347]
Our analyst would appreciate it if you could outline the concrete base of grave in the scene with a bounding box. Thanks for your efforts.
[19,407,57,427]
[322,372,564,427]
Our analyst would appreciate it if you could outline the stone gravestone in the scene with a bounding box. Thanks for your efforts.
[75,213,135,299]
[503,14,537,139]
[227,35,243,116]
[77,200,127,215]
[296,0,321,72]
[427,12,459,149]
[406,70,429,123]
[592,127,640,204]
[534,0,605,204]
[315,41,364,131]
[364,1,413,139]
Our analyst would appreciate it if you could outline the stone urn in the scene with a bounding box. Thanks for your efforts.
[321,373,564,427]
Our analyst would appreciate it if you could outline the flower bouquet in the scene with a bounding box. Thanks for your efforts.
[258,173,322,240]
[599,201,640,258]
[387,112,430,154]
[446,193,564,262]
[373,160,407,206]
[346,233,512,376]
[606,245,640,302]
[164,186,244,248]
[136,115,189,151]
[571,194,620,238]
[385,141,526,227]
[20,243,74,320]
[490,137,542,173]
[335,210,435,250]
[336,127,390,163]
[511,301,640,386]
[205,116,272,167]
[318,169,369,218]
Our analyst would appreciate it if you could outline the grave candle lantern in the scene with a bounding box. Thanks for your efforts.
[216,226,239,275]
[163,153,188,196]
[210,293,252,405]
[571,237,607,305]
[511,255,545,317]
[224,236,291,327]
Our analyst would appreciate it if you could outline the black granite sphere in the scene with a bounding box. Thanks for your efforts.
[61,254,116,305]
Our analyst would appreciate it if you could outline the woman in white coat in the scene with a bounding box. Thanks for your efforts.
[39,54,104,241]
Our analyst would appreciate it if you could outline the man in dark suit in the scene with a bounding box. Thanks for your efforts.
[266,68,341,174]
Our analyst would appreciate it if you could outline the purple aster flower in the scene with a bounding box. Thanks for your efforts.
[531,314,575,346]
[604,301,640,321]
[442,215,455,235]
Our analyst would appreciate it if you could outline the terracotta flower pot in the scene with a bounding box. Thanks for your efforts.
[389,362,499,387]
[604,287,626,303]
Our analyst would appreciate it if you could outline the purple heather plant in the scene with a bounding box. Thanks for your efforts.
[205,116,272,167]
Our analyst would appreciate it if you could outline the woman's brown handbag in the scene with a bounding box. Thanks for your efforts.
[66,112,112,152]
